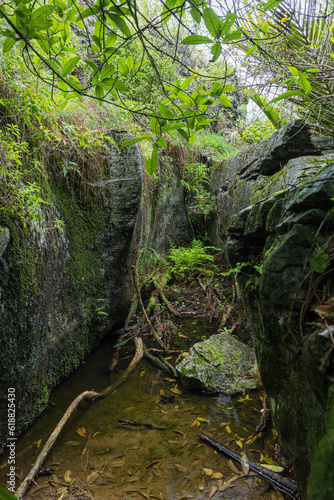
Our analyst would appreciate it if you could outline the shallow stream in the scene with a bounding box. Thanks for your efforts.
[0,319,290,499]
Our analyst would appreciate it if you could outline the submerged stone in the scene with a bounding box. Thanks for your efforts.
[175,332,260,394]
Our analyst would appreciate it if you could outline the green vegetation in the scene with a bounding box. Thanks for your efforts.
[167,239,219,280]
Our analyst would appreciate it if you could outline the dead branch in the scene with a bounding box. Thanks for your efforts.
[198,433,298,495]
[15,337,144,499]
[153,275,180,317]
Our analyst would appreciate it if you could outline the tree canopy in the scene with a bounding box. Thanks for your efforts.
[1,0,334,172]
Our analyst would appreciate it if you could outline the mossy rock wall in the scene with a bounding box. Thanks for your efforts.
[225,164,334,496]
[207,120,329,253]
[0,131,142,445]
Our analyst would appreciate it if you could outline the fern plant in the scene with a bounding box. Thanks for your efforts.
[167,240,219,280]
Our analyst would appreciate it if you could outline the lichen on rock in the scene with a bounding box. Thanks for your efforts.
[175,332,260,394]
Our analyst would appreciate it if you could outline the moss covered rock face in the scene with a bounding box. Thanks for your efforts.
[225,163,334,497]
[0,131,142,445]
[175,332,260,394]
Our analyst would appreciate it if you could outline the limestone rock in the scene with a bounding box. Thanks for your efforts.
[175,333,260,394]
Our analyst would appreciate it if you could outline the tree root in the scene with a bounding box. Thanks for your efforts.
[15,337,143,500]
[153,276,180,317]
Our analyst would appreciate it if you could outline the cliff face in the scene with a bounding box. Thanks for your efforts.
[206,122,334,497]
[0,131,143,444]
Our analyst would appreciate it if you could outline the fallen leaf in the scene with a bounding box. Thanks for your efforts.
[64,470,72,483]
[202,468,213,476]
[241,456,249,476]
[77,427,87,438]
[87,471,99,485]
[198,482,205,491]
[173,430,186,437]
[219,474,239,492]
[171,387,182,395]
[181,440,188,448]
[124,406,135,411]
[212,472,223,479]
[197,417,209,423]
[165,378,177,382]
[220,422,230,426]
[191,419,200,427]
[227,459,241,475]
[140,370,146,377]
[225,425,232,434]
[178,333,188,338]
[160,410,168,414]
[126,476,140,482]
[66,441,81,446]
[246,433,261,444]
[160,389,165,396]
[236,440,243,449]
[110,460,125,467]
[168,440,178,444]
[261,464,284,473]
[314,305,334,317]
[35,439,42,448]
[93,432,100,438]
[208,485,218,498]
[174,464,187,473]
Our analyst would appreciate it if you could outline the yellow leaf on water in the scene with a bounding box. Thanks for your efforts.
[202,468,213,476]
[236,440,243,449]
[171,387,182,395]
[35,439,42,448]
[225,425,232,434]
[212,472,223,479]
[165,378,177,382]
[246,433,261,444]
[178,333,188,338]
[77,427,87,437]
[220,422,230,426]
[87,471,99,485]
[219,474,239,492]
[191,419,200,427]
[165,356,172,360]
[64,470,72,483]
[198,482,205,491]
[160,410,168,414]
[261,464,284,473]
[140,370,146,377]
[93,432,100,438]
[227,459,241,475]
[168,440,178,444]
[160,389,165,396]
[124,406,135,412]
[208,485,218,499]
[197,417,209,423]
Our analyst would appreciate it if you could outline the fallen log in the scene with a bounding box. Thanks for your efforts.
[198,433,298,496]
[143,343,173,374]
[15,337,144,499]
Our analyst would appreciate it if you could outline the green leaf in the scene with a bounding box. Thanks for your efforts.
[175,128,189,141]
[0,487,18,500]
[30,5,54,24]
[150,117,160,134]
[271,90,304,103]
[107,13,131,37]
[95,84,104,99]
[220,13,236,36]
[309,248,328,274]
[246,45,258,58]
[61,56,80,77]
[210,43,222,62]
[288,66,299,77]
[203,7,221,38]
[180,75,193,90]
[218,95,232,107]
[113,79,129,92]
[157,136,167,148]
[159,103,173,119]
[3,37,17,53]
[181,35,213,45]
[190,7,201,23]
[263,0,285,11]
[146,144,159,174]
[106,31,117,47]
[101,64,115,81]
[298,72,312,94]
[189,131,197,146]
[122,134,152,146]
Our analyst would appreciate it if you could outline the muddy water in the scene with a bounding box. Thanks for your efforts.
[0,319,290,499]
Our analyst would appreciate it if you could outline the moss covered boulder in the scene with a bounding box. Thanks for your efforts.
[175,332,260,394]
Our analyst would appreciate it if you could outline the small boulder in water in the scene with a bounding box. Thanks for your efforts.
[175,332,260,395]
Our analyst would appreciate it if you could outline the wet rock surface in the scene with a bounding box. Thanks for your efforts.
[176,332,260,394]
